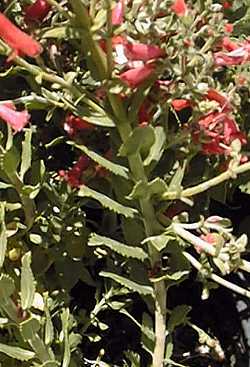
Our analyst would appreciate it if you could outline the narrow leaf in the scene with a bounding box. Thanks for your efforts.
[100,271,153,296]
[0,343,35,361]
[20,129,32,181]
[167,305,191,333]
[78,186,137,218]
[61,309,71,367]
[70,142,129,179]
[0,203,7,268]
[144,126,166,166]
[21,252,36,310]
[89,233,148,261]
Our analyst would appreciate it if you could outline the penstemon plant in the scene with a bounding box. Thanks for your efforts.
[1,0,250,366]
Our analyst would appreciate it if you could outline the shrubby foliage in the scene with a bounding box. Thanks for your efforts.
[0,0,250,366]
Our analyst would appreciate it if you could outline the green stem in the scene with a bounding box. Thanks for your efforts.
[163,161,250,200]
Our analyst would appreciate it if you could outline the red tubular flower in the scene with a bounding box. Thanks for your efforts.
[195,112,247,155]
[24,0,51,23]
[125,43,165,62]
[119,64,155,88]
[112,0,124,25]
[171,0,187,16]
[171,99,191,111]
[0,102,30,132]
[59,155,91,188]
[214,38,250,66]
[64,114,94,137]
[0,12,43,59]
[205,89,231,112]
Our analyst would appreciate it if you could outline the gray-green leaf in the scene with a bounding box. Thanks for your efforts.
[100,271,153,296]
[0,343,35,361]
[89,233,148,261]
[21,252,36,310]
[78,186,137,218]
[70,142,129,179]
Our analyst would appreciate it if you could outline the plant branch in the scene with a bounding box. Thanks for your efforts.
[173,223,250,274]
[183,251,250,298]
[163,161,250,200]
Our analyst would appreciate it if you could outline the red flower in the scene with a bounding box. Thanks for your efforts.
[171,0,187,16]
[59,156,91,188]
[222,1,232,9]
[24,0,51,23]
[64,114,94,137]
[224,23,234,33]
[171,99,191,111]
[205,89,231,112]
[138,99,154,124]
[119,64,155,88]
[112,0,124,25]
[125,43,165,62]
[194,112,246,155]
[0,12,43,59]
[0,102,30,132]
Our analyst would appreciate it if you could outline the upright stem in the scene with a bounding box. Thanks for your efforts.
[110,103,167,367]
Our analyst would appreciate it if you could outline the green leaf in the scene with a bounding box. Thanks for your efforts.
[3,146,20,177]
[41,26,84,39]
[21,252,36,310]
[150,271,189,283]
[167,305,191,333]
[128,178,168,200]
[89,233,148,261]
[144,126,166,167]
[61,308,71,367]
[0,274,15,300]
[21,183,41,199]
[74,111,115,127]
[0,343,35,361]
[0,181,12,189]
[119,126,155,157]
[100,271,153,296]
[168,163,186,193]
[78,186,137,218]
[29,233,43,244]
[44,298,54,346]
[141,313,155,354]
[0,203,7,268]
[20,318,40,341]
[70,142,129,179]
[142,233,176,252]
[20,129,32,181]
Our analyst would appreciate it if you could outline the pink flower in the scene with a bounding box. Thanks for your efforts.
[59,156,91,188]
[214,38,250,66]
[0,102,30,132]
[171,99,191,111]
[119,64,155,88]
[124,43,165,62]
[171,0,187,16]
[194,112,246,155]
[112,0,124,25]
[0,12,43,59]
